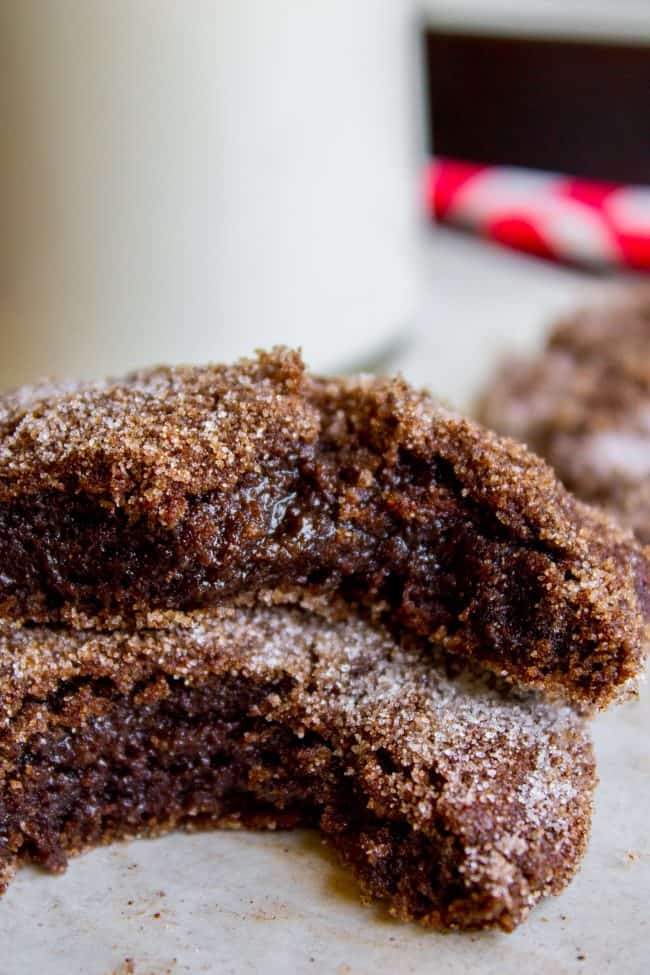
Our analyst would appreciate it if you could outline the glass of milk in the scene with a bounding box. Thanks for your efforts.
[0,1,420,388]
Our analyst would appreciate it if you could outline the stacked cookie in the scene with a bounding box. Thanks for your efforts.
[1,349,648,931]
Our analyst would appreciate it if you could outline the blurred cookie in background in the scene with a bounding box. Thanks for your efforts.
[477,287,650,543]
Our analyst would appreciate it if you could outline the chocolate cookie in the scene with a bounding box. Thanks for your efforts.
[0,348,648,709]
[0,605,595,931]
[478,288,650,544]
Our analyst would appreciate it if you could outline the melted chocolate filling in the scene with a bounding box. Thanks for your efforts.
[0,444,641,705]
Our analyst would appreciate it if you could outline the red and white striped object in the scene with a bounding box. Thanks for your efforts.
[425,158,650,271]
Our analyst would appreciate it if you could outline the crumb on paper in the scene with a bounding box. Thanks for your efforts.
[107,960,177,975]
[110,962,134,975]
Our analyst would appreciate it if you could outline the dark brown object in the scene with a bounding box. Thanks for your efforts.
[424,30,650,183]
[0,605,595,931]
[0,348,648,710]
[478,288,650,544]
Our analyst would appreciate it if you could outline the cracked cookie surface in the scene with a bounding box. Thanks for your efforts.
[0,348,647,709]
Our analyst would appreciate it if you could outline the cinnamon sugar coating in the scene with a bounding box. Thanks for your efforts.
[478,289,650,543]
[0,348,648,709]
[0,605,595,931]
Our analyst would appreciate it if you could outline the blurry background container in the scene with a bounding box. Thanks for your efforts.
[396,0,650,408]
[420,0,650,41]
[0,1,420,389]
